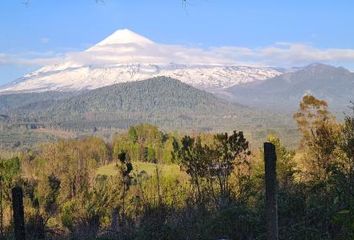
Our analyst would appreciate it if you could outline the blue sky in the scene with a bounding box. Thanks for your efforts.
[1,0,354,85]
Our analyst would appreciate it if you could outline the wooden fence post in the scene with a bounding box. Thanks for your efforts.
[12,186,26,240]
[264,142,278,240]
[0,176,3,238]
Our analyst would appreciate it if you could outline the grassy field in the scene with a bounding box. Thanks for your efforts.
[97,161,185,178]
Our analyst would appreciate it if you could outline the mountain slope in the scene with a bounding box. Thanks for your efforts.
[226,64,354,112]
[1,77,292,132]
[0,91,74,113]
[51,77,242,114]
[0,29,281,93]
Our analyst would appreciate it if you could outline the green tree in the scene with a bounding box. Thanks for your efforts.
[294,95,331,144]
[0,157,21,201]
[338,107,354,188]
[172,136,211,201]
[331,106,354,238]
[211,131,251,202]
[294,95,340,181]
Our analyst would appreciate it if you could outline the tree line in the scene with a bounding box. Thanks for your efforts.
[0,95,353,239]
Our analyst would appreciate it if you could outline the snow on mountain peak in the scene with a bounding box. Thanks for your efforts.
[94,29,154,47]
[0,29,283,93]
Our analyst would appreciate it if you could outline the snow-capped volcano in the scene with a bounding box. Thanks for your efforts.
[0,29,282,93]
[92,28,154,47]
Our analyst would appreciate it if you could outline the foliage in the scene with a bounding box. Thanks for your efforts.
[172,136,212,200]
[172,131,251,207]
[0,156,21,200]
[0,105,353,239]
[0,77,297,150]
[113,124,174,164]
[294,95,341,181]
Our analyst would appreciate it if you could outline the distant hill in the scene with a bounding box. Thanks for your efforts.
[226,64,354,114]
[49,76,245,115]
[0,91,74,113]
[0,77,293,138]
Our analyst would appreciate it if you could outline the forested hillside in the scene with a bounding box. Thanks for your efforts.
[0,77,296,149]
[0,96,353,239]
[227,64,354,113]
[0,91,74,113]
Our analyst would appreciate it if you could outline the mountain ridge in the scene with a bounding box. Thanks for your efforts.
[226,63,354,113]
[0,29,282,93]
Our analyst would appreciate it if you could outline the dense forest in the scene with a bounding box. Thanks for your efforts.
[0,95,353,239]
[0,77,296,149]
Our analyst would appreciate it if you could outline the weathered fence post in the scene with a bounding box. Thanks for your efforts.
[0,176,3,238]
[264,142,278,240]
[12,186,26,240]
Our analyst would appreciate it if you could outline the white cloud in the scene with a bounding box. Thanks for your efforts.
[0,53,10,65]
[1,41,354,70]
[0,51,64,66]
[60,42,235,66]
[212,43,354,67]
